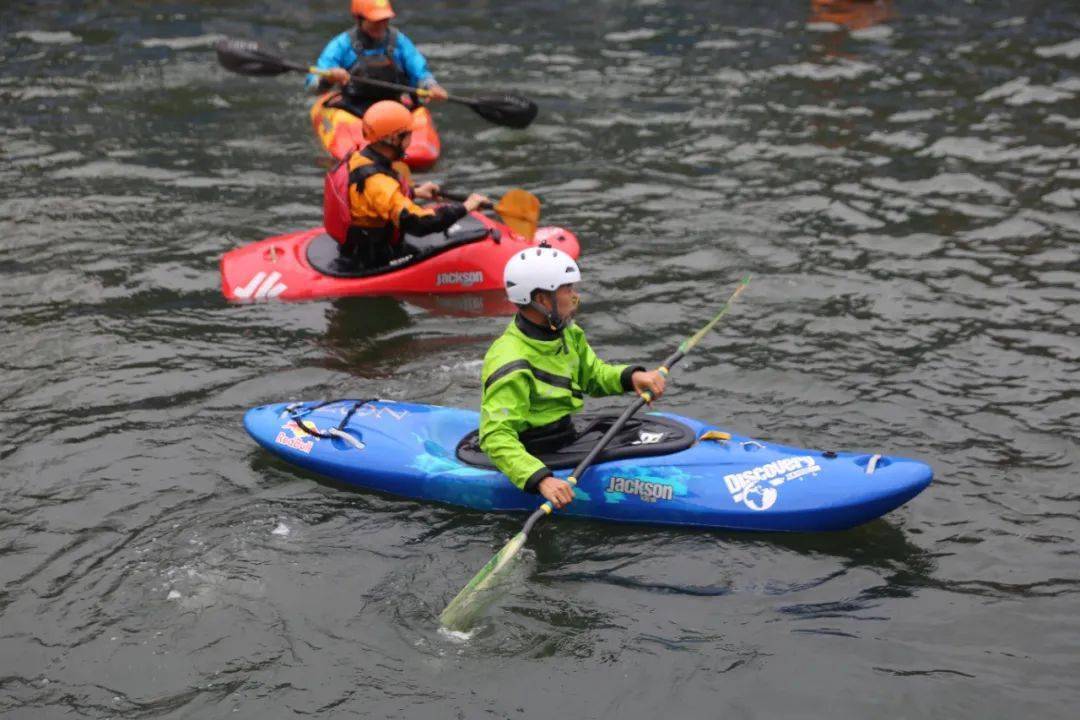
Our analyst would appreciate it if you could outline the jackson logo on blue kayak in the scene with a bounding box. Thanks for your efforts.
[605,476,675,503]
[724,456,823,511]
[275,420,319,454]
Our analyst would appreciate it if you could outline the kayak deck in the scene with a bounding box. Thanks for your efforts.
[310,93,440,169]
[244,400,933,532]
[220,213,581,303]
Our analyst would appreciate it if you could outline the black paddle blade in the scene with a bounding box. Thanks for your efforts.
[468,94,538,129]
[215,38,298,76]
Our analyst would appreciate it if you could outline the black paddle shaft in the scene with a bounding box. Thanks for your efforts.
[215,38,536,127]
[340,76,538,128]
[435,190,495,210]
[519,347,686,536]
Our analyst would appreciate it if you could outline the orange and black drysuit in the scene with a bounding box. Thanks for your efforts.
[344,146,466,268]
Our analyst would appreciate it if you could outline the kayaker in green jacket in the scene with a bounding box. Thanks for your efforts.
[479,248,666,509]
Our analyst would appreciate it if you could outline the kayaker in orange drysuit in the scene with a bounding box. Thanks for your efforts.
[329,101,489,269]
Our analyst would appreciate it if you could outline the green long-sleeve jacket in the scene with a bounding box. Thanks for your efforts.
[479,314,642,492]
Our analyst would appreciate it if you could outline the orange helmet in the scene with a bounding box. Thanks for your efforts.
[361,100,414,143]
[351,0,395,21]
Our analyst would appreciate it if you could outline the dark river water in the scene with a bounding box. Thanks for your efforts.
[2,0,1078,717]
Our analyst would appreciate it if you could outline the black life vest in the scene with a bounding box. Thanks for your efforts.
[335,148,413,266]
[342,27,409,104]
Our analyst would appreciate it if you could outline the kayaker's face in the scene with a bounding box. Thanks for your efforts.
[553,284,580,322]
[359,18,390,41]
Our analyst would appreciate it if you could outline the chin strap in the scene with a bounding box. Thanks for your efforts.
[529,295,563,332]
[529,291,580,353]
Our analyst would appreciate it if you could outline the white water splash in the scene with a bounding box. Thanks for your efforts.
[437,626,475,643]
[1035,38,1080,59]
[14,31,79,44]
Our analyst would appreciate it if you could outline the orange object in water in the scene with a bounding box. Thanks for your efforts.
[810,0,893,31]
[310,93,441,170]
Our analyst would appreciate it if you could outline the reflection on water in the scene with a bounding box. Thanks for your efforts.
[809,0,895,60]
[810,0,895,31]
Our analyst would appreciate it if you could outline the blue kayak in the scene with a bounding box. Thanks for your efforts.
[243,399,932,532]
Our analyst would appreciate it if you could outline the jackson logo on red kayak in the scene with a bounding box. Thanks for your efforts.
[436,271,484,287]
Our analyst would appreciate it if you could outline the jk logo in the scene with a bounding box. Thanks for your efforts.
[233,271,287,301]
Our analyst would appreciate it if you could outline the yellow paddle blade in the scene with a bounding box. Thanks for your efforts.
[439,531,527,631]
[494,189,540,240]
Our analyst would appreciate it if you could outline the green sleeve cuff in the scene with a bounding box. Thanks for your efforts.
[523,466,551,494]
[620,365,645,392]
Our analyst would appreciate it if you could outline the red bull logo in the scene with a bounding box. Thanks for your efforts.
[275,420,318,454]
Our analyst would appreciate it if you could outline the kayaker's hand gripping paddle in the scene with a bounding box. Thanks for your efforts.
[439,275,753,631]
[391,165,540,240]
[435,189,541,241]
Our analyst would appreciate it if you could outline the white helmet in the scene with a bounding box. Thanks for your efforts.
[503,246,581,305]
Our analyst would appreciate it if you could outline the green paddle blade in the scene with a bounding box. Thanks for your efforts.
[439,531,527,631]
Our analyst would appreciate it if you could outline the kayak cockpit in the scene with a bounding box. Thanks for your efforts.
[455,412,698,470]
[306,213,496,278]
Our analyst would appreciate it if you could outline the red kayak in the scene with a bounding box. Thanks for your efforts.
[220,212,581,303]
[310,92,440,170]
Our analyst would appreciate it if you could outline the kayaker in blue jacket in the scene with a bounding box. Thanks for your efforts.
[307,0,448,117]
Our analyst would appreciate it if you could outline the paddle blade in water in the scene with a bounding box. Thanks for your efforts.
[216,38,296,76]
[439,531,527,631]
[468,95,538,129]
[494,189,540,240]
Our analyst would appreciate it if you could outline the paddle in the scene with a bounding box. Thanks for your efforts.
[439,275,753,631]
[215,38,538,129]
[436,189,540,240]
[388,160,540,239]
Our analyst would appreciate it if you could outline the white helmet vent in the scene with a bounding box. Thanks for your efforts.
[502,247,581,305]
